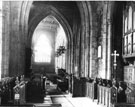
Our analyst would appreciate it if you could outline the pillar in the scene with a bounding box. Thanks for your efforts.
[106,2,114,80]
[99,2,108,79]
[0,1,2,80]
[106,18,112,79]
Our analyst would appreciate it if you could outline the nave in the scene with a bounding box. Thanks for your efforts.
[1,1,135,107]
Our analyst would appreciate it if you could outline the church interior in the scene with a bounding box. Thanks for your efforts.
[0,1,135,107]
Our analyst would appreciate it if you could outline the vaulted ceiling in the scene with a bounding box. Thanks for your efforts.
[28,1,80,35]
[37,16,60,33]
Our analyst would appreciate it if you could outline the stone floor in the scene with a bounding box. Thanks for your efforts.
[29,82,104,107]
[51,95,104,107]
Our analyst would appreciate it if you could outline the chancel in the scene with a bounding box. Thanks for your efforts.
[0,1,135,107]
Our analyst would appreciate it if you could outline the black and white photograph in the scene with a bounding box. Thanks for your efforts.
[0,1,135,107]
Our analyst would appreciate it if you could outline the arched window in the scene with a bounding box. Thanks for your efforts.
[128,6,132,30]
[123,4,135,56]
[33,34,52,63]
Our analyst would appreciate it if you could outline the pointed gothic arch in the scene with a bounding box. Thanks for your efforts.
[19,1,93,77]
[28,5,72,48]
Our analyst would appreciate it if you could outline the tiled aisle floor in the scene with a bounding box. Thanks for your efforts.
[51,94,104,107]
[29,81,104,107]
[45,82,104,107]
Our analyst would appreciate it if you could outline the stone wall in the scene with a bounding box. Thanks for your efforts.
[9,1,25,77]
[2,1,10,78]
[2,1,25,77]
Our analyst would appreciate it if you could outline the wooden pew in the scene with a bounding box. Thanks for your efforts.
[117,81,127,103]
[97,85,118,107]
[80,77,87,97]
[19,83,27,104]
[13,79,28,104]
[26,74,44,102]
[97,78,119,107]
[0,104,35,107]
[86,78,95,100]
[114,103,135,107]
[57,69,69,92]
[97,78,132,107]
[125,83,135,103]
[0,77,16,105]
[72,76,82,97]
[57,78,68,92]
[73,77,98,98]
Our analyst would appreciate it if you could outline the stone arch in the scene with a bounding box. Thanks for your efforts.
[27,5,73,74]
[19,1,92,45]
[28,6,72,48]
[19,1,93,76]
[19,1,33,45]
[19,1,74,74]
[19,1,72,49]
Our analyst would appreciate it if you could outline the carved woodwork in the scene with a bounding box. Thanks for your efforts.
[97,85,118,107]
[125,83,135,103]
[86,78,97,101]
[124,66,135,84]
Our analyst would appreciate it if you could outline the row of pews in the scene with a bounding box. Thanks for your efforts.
[26,73,45,102]
[0,75,27,105]
[0,74,46,105]
[56,69,69,92]
[72,77,135,107]
[0,77,15,105]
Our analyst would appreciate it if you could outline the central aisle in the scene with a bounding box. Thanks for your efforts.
[32,81,104,107]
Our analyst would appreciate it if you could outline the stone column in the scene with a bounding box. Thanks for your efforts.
[2,1,10,77]
[99,2,108,79]
[0,1,2,80]
[106,19,112,79]
[106,2,114,80]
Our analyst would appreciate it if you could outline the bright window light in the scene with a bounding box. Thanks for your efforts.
[34,34,52,63]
